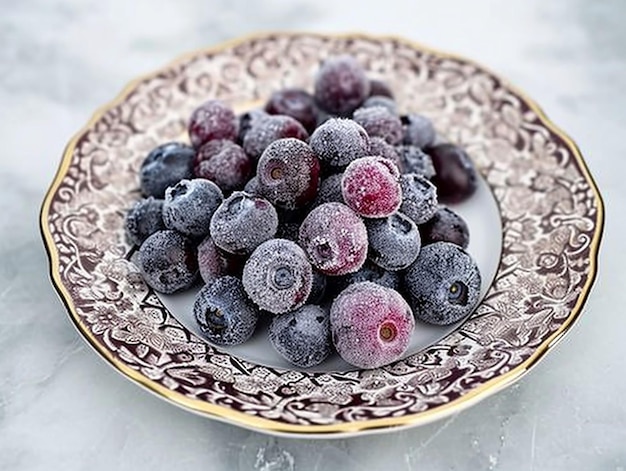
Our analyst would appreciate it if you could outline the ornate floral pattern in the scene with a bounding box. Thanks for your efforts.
[41,33,603,434]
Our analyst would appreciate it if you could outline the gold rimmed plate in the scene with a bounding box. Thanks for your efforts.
[40,32,604,437]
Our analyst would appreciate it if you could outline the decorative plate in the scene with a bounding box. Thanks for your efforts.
[40,32,604,437]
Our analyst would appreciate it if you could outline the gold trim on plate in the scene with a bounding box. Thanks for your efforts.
[39,32,605,436]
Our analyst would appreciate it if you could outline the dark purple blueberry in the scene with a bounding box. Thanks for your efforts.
[138,230,198,294]
[242,114,309,160]
[427,144,478,204]
[314,55,370,116]
[404,242,481,325]
[341,156,402,218]
[197,236,234,286]
[309,118,370,168]
[237,109,268,145]
[242,239,313,314]
[402,114,436,149]
[193,276,259,345]
[139,142,195,198]
[209,191,278,255]
[419,206,470,249]
[257,138,320,209]
[194,140,253,192]
[366,213,421,271]
[307,270,327,304]
[298,203,368,276]
[369,137,403,170]
[353,106,403,145]
[269,305,332,368]
[162,179,223,237]
[400,173,438,225]
[336,260,400,293]
[330,282,414,369]
[188,100,238,148]
[265,88,317,133]
[362,96,398,115]
[368,79,394,99]
[396,145,436,178]
[125,197,165,246]
[311,173,344,208]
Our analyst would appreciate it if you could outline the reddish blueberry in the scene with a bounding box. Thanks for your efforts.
[368,79,394,99]
[242,114,308,160]
[314,55,370,116]
[193,139,253,192]
[265,88,317,133]
[298,202,368,276]
[341,156,402,218]
[196,236,235,286]
[330,282,415,369]
[188,100,238,148]
[369,137,403,170]
[353,106,403,145]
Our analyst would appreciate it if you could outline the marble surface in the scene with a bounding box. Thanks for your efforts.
[1,0,623,469]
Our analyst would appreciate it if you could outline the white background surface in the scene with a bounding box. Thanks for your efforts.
[1,0,623,469]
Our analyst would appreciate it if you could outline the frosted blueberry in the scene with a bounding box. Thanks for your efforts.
[162,179,223,237]
[309,118,370,168]
[400,173,438,225]
[139,142,194,198]
[125,197,165,246]
[366,213,421,271]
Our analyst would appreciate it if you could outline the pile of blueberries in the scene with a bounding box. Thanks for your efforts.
[126,55,481,370]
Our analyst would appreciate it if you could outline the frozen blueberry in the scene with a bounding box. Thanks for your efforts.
[257,138,320,209]
[369,137,403,170]
[330,282,414,369]
[242,239,313,314]
[194,140,253,192]
[125,197,165,246]
[162,179,224,237]
[299,203,368,276]
[314,55,370,116]
[138,230,198,294]
[188,100,239,148]
[368,79,394,99]
[311,173,344,208]
[400,173,438,225]
[353,106,403,145]
[269,305,332,368]
[362,96,398,115]
[402,114,436,149]
[341,156,402,218]
[242,114,309,160]
[243,176,261,195]
[427,143,478,204]
[139,142,195,198]
[265,88,317,133]
[237,109,268,145]
[193,276,259,345]
[404,242,481,325]
[419,206,470,249]
[309,118,370,168]
[196,236,234,285]
[366,213,421,271]
[209,191,278,255]
[396,145,436,178]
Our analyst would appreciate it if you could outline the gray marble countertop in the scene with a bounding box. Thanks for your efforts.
[1,0,623,469]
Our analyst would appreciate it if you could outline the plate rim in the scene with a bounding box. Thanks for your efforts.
[39,31,605,437]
